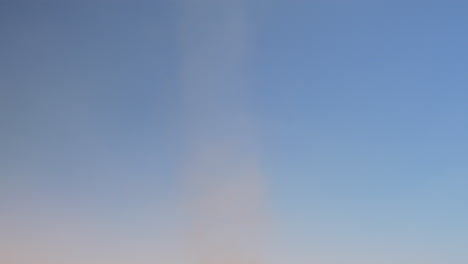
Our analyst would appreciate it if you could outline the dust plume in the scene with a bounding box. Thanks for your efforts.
[178,0,269,263]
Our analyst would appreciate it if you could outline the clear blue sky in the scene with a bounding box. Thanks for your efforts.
[2,1,468,263]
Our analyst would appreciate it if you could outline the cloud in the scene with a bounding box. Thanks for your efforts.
[178,0,268,263]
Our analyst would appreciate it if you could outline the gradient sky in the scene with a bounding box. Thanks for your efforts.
[2,1,468,263]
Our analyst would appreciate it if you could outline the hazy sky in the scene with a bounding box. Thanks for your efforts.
[2,1,468,264]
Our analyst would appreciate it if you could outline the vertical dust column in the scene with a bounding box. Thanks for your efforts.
[178,0,267,263]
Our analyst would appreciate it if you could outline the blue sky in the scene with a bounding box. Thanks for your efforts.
[2,0,468,263]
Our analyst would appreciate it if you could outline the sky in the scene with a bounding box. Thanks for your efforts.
[2,0,468,263]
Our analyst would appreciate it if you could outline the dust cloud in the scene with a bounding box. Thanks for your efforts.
[178,0,269,263]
